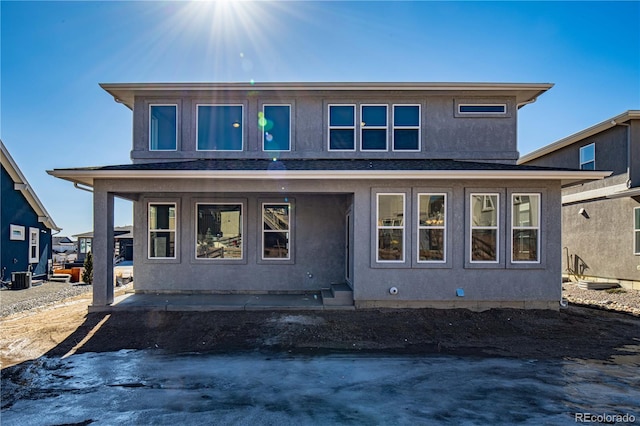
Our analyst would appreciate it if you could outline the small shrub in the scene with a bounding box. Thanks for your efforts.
[82,251,93,284]
[605,288,626,294]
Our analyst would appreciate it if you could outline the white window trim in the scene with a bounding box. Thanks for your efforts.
[469,193,500,264]
[196,104,244,152]
[148,202,177,260]
[261,104,292,152]
[262,202,292,261]
[392,104,421,152]
[417,193,447,264]
[376,193,406,263]
[149,104,178,151]
[28,227,39,263]
[458,103,507,115]
[579,143,595,170]
[360,104,388,151]
[195,202,244,261]
[634,207,640,256]
[511,193,541,263]
[328,104,356,152]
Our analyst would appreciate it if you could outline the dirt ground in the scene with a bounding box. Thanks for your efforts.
[2,289,640,370]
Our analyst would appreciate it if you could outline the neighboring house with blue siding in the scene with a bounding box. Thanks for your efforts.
[49,82,609,310]
[1,139,60,282]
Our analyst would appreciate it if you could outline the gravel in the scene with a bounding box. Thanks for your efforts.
[2,280,638,318]
[0,281,93,317]
[562,282,640,317]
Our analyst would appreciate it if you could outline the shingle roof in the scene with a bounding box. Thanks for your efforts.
[61,158,580,173]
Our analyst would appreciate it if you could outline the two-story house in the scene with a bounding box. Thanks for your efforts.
[519,111,640,289]
[49,82,608,310]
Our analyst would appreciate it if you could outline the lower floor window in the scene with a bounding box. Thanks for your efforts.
[512,194,540,262]
[196,204,242,259]
[418,193,446,262]
[377,193,405,262]
[263,203,290,259]
[635,207,640,255]
[470,194,499,262]
[149,203,176,258]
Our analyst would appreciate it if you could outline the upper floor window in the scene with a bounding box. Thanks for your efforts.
[458,104,506,114]
[393,105,420,151]
[417,193,446,262]
[361,105,388,151]
[149,105,177,151]
[261,105,291,151]
[196,203,243,259]
[328,105,355,151]
[197,105,243,151]
[377,193,405,262]
[512,194,540,262]
[149,203,176,259]
[470,193,499,263]
[635,207,640,255]
[580,143,595,170]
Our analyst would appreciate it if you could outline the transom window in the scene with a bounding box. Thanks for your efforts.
[470,194,499,262]
[580,143,595,170]
[263,203,290,260]
[148,203,176,259]
[393,105,420,151]
[149,105,177,150]
[458,104,507,114]
[197,105,243,151]
[328,105,356,151]
[196,204,242,259]
[512,194,540,262]
[377,193,405,262]
[261,105,291,151]
[418,194,446,262]
[635,208,640,255]
[361,105,388,151]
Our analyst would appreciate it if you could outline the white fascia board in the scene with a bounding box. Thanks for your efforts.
[49,169,610,187]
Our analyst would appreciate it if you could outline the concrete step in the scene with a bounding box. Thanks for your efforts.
[50,273,71,283]
[321,283,354,306]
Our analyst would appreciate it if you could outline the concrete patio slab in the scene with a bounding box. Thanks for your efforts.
[88,292,355,312]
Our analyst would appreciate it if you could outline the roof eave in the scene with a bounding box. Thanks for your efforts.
[48,168,610,188]
[519,110,640,164]
[2,140,61,231]
[100,82,554,110]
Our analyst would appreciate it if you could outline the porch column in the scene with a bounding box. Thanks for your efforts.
[92,189,115,306]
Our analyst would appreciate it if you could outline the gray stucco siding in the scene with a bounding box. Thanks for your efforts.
[562,196,640,282]
[130,93,519,163]
[98,177,561,305]
[524,125,628,176]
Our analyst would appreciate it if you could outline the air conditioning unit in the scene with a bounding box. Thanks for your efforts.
[11,271,32,290]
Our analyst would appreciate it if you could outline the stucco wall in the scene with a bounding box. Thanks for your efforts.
[94,177,562,306]
[562,196,640,282]
[130,91,518,163]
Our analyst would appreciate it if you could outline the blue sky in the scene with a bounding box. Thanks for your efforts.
[2,1,639,237]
